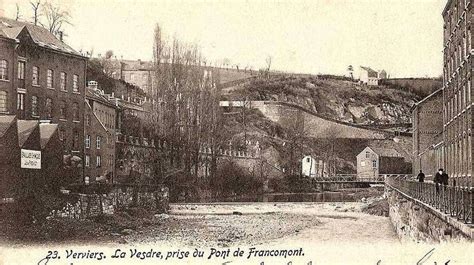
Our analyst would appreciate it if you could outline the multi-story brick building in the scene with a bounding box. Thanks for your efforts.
[84,82,117,183]
[412,89,444,177]
[442,0,473,186]
[0,17,87,161]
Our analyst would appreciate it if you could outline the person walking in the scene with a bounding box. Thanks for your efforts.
[441,169,449,191]
[417,170,425,183]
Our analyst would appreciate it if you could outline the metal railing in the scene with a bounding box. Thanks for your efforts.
[386,176,474,224]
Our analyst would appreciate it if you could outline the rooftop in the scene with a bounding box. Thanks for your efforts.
[0,16,82,57]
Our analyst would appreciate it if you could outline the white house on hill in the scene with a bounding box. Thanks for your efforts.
[359,66,387,86]
[301,155,327,178]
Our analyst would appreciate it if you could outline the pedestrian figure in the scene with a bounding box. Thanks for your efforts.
[441,170,449,191]
[417,170,425,183]
[434,168,443,193]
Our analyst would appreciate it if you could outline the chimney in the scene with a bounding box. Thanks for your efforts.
[87,80,98,90]
[58,31,64,42]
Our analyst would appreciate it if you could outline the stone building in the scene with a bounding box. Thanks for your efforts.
[412,89,444,177]
[0,17,87,161]
[84,82,117,183]
[356,147,411,178]
[442,0,473,186]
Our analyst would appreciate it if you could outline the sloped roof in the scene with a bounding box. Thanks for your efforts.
[86,87,116,108]
[370,147,401,158]
[17,120,39,147]
[0,17,82,56]
[39,123,57,149]
[360,66,379,78]
[0,115,16,137]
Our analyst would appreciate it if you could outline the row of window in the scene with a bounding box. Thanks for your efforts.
[85,154,102,168]
[85,135,102,149]
[445,79,472,121]
[0,59,80,92]
[14,92,80,120]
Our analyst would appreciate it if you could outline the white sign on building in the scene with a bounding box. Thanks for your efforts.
[20,149,41,169]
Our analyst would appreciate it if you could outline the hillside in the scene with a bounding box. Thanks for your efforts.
[383,78,442,98]
[222,75,422,125]
[220,74,415,175]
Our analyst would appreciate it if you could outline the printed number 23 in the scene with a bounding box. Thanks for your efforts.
[46,251,59,259]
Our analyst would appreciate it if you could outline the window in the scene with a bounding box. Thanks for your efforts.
[73,75,79,92]
[372,160,377,168]
[58,128,65,141]
[85,155,90,167]
[96,155,101,168]
[72,130,79,150]
[365,151,370,158]
[306,157,310,163]
[60,72,67,91]
[96,136,101,149]
[47,69,54,89]
[17,61,25,89]
[17,93,24,110]
[0,91,7,113]
[85,114,91,126]
[17,61,25,80]
[0,60,8,80]
[45,98,53,118]
[59,101,67,119]
[85,135,91,148]
[32,66,39,86]
[31,96,38,116]
[72,102,79,121]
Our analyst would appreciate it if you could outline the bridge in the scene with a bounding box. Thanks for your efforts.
[309,174,399,185]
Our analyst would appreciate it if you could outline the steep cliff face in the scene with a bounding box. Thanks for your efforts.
[223,75,426,125]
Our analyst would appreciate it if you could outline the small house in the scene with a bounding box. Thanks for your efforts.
[301,155,327,178]
[356,147,411,179]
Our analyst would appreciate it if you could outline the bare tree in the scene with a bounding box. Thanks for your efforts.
[30,0,42,25]
[42,1,72,36]
[151,23,222,186]
[15,4,22,21]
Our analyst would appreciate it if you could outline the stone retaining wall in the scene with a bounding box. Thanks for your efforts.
[385,185,472,242]
[52,186,169,219]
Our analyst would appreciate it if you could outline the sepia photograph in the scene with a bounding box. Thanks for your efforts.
[0,0,472,264]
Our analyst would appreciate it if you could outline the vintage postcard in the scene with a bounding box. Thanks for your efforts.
[0,0,473,264]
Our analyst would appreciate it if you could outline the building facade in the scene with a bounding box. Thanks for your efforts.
[301,155,327,178]
[442,0,473,186]
[357,147,411,178]
[359,66,380,86]
[0,17,87,162]
[84,83,117,183]
[412,89,444,177]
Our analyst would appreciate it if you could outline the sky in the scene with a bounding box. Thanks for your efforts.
[3,0,447,78]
